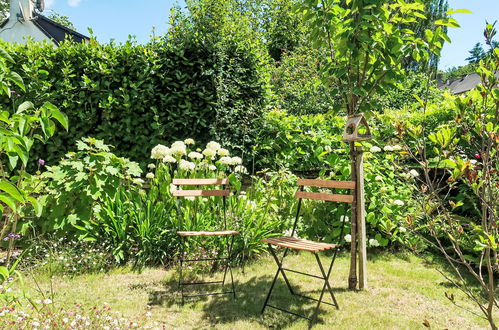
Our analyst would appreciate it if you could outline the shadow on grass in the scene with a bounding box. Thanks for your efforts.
[146,267,347,328]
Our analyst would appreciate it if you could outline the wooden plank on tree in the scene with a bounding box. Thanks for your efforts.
[295,191,354,203]
[172,178,229,185]
[297,179,356,190]
[356,146,368,290]
[171,190,230,197]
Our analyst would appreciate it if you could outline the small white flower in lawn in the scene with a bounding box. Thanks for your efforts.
[394,199,405,206]
[409,169,419,177]
[43,298,52,304]
[147,163,156,170]
[202,148,217,158]
[146,312,152,317]
[150,144,170,159]
[206,141,221,151]
[370,146,381,153]
[340,215,349,222]
[344,234,352,242]
[208,165,217,171]
[230,156,243,165]
[184,138,195,145]
[375,175,383,181]
[392,145,402,151]
[218,148,230,156]
[132,178,145,186]
[383,145,394,152]
[369,238,380,247]
[399,226,407,233]
[146,172,155,179]
[219,156,232,165]
[179,159,195,171]
[163,155,176,163]
[188,152,203,160]
[234,165,248,174]
[62,318,69,323]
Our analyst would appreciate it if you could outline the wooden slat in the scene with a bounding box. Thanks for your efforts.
[262,236,338,252]
[177,230,239,237]
[171,190,230,197]
[295,191,353,203]
[172,178,229,186]
[297,179,355,190]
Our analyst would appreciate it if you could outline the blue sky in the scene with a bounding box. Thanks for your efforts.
[44,0,498,70]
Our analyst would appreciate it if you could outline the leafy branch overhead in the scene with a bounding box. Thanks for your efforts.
[297,0,465,114]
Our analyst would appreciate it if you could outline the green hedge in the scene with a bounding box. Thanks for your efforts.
[0,37,268,167]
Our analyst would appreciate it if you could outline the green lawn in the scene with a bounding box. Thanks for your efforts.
[23,252,491,329]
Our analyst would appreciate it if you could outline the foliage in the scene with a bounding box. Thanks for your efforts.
[403,24,499,328]
[270,46,340,115]
[297,0,456,115]
[439,62,477,82]
[466,42,487,64]
[47,11,77,31]
[38,137,141,235]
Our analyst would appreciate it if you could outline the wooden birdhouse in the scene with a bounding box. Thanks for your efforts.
[342,113,372,142]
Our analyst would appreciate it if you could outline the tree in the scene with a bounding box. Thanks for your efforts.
[297,0,457,290]
[466,42,486,63]
[48,11,76,30]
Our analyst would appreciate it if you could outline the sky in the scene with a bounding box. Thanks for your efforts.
[41,0,499,71]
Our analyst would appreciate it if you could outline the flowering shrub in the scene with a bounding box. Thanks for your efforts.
[0,303,152,329]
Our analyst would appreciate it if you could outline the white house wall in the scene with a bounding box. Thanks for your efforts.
[0,18,53,44]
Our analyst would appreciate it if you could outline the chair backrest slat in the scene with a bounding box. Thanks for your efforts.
[297,179,355,190]
[172,178,229,185]
[172,190,231,197]
[295,191,354,203]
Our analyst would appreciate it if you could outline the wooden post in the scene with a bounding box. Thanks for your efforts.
[356,146,368,289]
[348,142,358,290]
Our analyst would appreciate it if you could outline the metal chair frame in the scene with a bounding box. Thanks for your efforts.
[261,179,355,323]
[173,178,238,304]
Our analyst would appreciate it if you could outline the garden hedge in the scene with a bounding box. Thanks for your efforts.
[0,37,268,167]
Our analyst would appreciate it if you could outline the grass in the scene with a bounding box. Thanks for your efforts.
[21,251,491,329]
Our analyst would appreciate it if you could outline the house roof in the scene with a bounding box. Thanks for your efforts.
[0,13,89,45]
[31,14,89,45]
[439,72,499,95]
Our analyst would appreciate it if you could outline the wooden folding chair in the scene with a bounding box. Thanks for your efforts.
[261,178,355,322]
[172,178,239,304]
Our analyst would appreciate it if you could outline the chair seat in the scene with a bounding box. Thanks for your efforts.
[177,230,240,237]
[262,236,339,252]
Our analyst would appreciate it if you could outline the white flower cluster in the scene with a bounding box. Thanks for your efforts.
[179,159,196,171]
[151,144,170,159]
[369,238,380,247]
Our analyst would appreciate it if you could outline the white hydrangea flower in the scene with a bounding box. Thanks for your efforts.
[203,148,217,158]
[170,141,186,156]
[370,146,381,153]
[179,159,196,171]
[206,141,221,151]
[147,163,156,170]
[146,172,155,179]
[219,156,232,165]
[409,169,419,177]
[151,144,170,159]
[132,178,145,186]
[394,199,405,206]
[344,234,352,243]
[208,165,217,171]
[399,226,407,233]
[184,138,195,145]
[188,152,204,160]
[340,215,349,222]
[369,238,380,247]
[170,184,177,191]
[383,146,394,152]
[234,165,248,174]
[163,155,176,163]
[392,145,402,151]
[218,148,230,156]
[230,156,243,165]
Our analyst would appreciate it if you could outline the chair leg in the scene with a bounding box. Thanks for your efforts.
[311,252,339,322]
[268,245,295,295]
[179,236,185,305]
